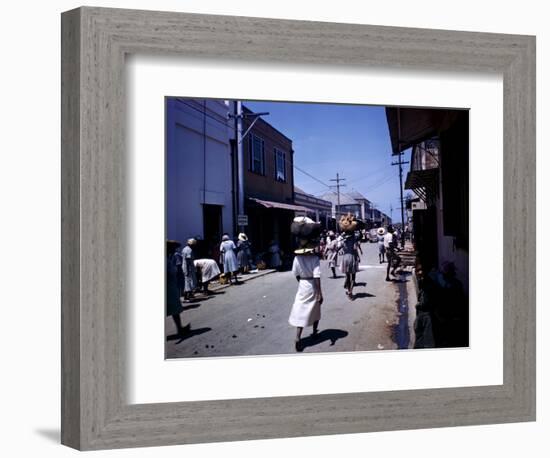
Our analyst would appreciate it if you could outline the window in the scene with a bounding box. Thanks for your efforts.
[274,148,286,182]
[249,134,265,175]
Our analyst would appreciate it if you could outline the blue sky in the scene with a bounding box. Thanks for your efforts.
[244,100,411,221]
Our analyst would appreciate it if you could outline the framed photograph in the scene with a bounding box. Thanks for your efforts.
[61,6,535,450]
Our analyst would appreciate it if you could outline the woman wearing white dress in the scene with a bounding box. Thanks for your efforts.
[288,216,323,352]
[194,258,221,294]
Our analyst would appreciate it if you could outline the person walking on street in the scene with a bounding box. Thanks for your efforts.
[338,213,361,299]
[384,226,399,281]
[377,227,386,264]
[288,217,323,352]
[220,234,239,284]
[166,240,191,337]
[324,230,339,278]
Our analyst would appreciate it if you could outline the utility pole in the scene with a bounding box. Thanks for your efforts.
[329,173,346,218]
[230,104,269,234]
[392,152,409,243]
[235,101,244,235]
[391,107,409,247]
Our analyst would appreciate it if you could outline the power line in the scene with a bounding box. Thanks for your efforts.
[175,98,232,128]
[345,164,392,185]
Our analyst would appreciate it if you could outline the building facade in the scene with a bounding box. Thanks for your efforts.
[317,191,361,220]
[387,108,469,292]
[165,98,236,258]
[242,105,303,259]
[294,186,334,230]
[347,190,371,221]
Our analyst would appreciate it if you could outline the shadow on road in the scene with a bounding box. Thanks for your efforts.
[353,292,376,299]
[298,328,349,351]
[181,302,202,312]
[167,327,212,344]
[354,282,367,287]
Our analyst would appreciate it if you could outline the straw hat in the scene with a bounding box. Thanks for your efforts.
[187,238,197,246]
[238,233,248,241]
[221,234,230,242]
[377,227,386,235]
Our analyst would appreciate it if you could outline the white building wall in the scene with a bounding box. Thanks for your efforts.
[166,98,234,244]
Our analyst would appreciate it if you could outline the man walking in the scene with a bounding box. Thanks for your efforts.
[384,225,399,281]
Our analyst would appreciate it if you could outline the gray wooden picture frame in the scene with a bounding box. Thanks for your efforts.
[61,6,536,451]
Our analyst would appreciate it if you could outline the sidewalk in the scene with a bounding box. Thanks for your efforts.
[209,268,277,292]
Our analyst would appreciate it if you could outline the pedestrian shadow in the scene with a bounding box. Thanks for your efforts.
[388,278,408,283]
[353,292,376,299]
[180,297,202,304]
[354,281,367,287]
[329,275,345,279]
[298,329,349,351]
[167,327,212,344]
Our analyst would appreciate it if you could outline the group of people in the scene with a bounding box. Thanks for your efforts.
[165,232,256,337]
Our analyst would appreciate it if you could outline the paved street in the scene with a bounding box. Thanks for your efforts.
[166,242,416,358]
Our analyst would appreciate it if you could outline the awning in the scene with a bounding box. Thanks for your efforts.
[385,108,466,155]
[405,169,439,201]
[248,197,311,212]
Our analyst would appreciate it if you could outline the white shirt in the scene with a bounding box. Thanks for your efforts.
[383,232,394,249]
[292,255,321,279]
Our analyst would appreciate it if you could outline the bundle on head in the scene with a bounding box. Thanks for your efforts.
[291,216,321,252]
[339,213,358,233]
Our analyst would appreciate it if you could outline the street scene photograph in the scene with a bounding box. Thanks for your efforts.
[165,98,469,358]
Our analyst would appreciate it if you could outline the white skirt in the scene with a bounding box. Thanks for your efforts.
[288,279,321,327]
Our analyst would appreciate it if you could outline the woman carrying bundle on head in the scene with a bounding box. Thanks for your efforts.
[288,216,324,352]
[338,213,361,299]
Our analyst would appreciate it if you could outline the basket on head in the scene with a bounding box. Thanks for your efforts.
[291,216,321,253]
[338,213,358,233]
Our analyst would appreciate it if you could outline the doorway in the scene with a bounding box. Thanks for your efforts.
[203,204,223,259]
